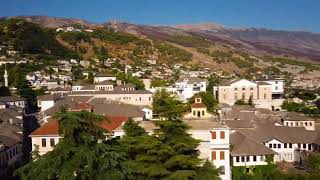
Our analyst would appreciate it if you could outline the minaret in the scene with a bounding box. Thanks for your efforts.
[4,66,8,87]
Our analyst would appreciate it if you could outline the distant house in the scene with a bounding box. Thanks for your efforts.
[0,96,27,109]
[94,74,116,83]
[184,96,214,119]
[230,131,277,167]
[29,116,128,156]
[37,94,62,112]
[95,80,114,91]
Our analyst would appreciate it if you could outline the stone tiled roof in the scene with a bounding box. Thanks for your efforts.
[238,125,318,144]
[90,99,144,118]
[230,131,277,156]
[0,96,26,102]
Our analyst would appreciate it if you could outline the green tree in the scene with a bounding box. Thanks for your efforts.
[153,89,187,120]
[15,77,37,109]
[315,99,320,110]
[71,65,84,80]
[0,86,11,96]
[15,110,133,180]
[195,160,221,180]
[206,75,220,93]
[248,95,254,107]
[305,153,320,173]
[87,71,94,84]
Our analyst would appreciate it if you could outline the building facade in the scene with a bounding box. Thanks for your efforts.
[213,79,273,110]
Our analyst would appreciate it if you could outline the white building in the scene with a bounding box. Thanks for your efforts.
[94,74,117,83]
[0,96,27,109]
[150,76,207,102]
[37,94,61,112]
[230,131,276,168]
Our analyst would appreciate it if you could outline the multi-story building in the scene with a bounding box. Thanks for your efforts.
[69,88,153,106]
[174,76,207,102]
[150,76,207,102]
[255,78,285,110]
[213,79,273,110]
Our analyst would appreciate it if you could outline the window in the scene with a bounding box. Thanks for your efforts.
[250,93,253,99]
[264,93,267,99]
[250,87,254,90]
[234,87,238,91]
[303,144,306,149]
[220,151,225,160]
[253,156,257,162]
[273,144,277,148]
[242,87,246,90]
[211,131,216,139]
[246,168,250,173]
[246,156,250,162]
[202,111,204,116]
[278,144,281,148]
[284,143,287,148]
[275,81,278,84]
[234,93,238,100]
[298,144,301,148]
[50,138,55,147]
[275,86,278,90]
[269,144,272,148]
[220,131,225,139]
[211,151,216,160]
[41,138,46,147]
[220,166,225,175]
[289,143,292,148]
[241,156,245,162]
[242,93,245,100]
[236,156,240,162]
[193,111,196,115]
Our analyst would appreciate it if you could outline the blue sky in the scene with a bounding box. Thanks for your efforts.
[1,0,320,32]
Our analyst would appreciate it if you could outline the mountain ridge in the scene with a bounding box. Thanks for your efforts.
[2,15,320,62]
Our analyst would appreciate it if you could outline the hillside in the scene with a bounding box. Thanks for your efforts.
[1,16,320,76]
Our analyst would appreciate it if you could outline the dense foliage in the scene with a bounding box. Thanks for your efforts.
[16,111,133,180]
[152,89,188,120]
[0,18,78,58]
[282,101,320,117]
[60,31,91,46]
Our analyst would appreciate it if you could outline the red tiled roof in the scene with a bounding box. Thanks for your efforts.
[31,119,59,136]
[100,116,129,132]
[68,102,93,111]
[30,116,128,136]
[191,103,207,108]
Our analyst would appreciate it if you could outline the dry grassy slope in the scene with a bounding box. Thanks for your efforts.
[56,31,266,75]
[166,41,269,74]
